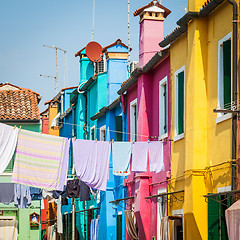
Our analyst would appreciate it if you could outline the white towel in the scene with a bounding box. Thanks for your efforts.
[112,142,132,176]
[149,141,164,173]
[0,123,19,175]
[132,142,148,172]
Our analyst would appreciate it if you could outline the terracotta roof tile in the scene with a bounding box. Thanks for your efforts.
[133,0,171,18]
[0,88,40,121]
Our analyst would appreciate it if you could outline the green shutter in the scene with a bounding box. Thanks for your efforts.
[4,153,15,173]
[115,116,122,141]
[208,195,220,240]
[117,214,122,240]
[223,40,231,108]
[178,72,184,134]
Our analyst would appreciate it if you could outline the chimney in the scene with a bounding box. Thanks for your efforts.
[134,0,171,67]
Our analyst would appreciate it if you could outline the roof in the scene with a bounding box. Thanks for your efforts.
[75,47,86,57]
[102,39,130,53]
[117,47,170,95]
[133,0,171,18]
[0,83,41,121]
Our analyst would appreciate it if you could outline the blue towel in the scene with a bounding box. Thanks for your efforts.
[112,142,132,176]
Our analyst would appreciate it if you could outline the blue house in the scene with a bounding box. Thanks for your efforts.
[70,39,129,239]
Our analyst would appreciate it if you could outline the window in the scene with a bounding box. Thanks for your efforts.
[90,126,95,140]
[130,99,137,142]
[217,32,232,119]
[100,125,106,141]
[115,116,122,141]
[95,56,106,74]
[172,209,184,240]
[157,188,167,240]
[159,77,168,139]
[174,67,185,140]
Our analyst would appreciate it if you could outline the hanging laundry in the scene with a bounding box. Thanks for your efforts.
[148,141,164,173]
[0,123,19,175]
[14,184,31,209]
[112,142,131,176]
[90,219,99,240]
[42,190,53,199]
[53,185,67,199]
[0,183,14,205]
[30,187,42,200]
[73,139,111,191]
[66,179,80,198]
[125,210,138,240]
[80,180,90,201]
[11,130,70,191]
[0,218,18,240]
[132,142,148,172]
[57,195,63,234]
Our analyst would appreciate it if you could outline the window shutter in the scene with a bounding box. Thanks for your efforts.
[115,116,123,141]
[163,84,167,133]
[223,40,231,108]
[178,72,184,134]
[208,195,220,240]
[117,214,122,240]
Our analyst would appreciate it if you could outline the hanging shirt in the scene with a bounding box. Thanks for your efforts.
[131,142,148,172]
[0,123,19,175]
[73,139,111,191]
[11,130,70,191]
[148,141,164,173]
[80,181,90,201]
[14,184,31,209]
[0,183,14,205]
[112,142,132,176]
[90,219,99,240]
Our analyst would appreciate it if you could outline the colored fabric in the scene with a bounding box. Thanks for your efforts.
[73,140,111,191]
[225,199,240,240]
[112,142,131,176]
[0,218,18,240]
[57,195,63,234]
[0,183,14,204]
[52,185,67,199]
[131,142,148,172]
[125,210,138,240]
[67,179,80,198]
[80,181,90,201]
[0,123,19,175]
[30,187,42,200]
[148,141,164,173]
[12,130,70,191]
[14,184,31,209]
[90,219,99,240]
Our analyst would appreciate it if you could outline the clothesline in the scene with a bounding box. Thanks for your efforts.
[58,121,172,141]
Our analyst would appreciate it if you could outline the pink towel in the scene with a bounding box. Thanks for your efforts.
[148,141,164,173]
[72,140,111,191]
[132,142,148,172]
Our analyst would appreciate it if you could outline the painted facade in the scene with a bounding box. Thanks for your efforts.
[159,0,238,239]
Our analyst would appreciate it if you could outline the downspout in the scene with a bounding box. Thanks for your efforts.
[227,0,238,191]
[83,92,88,140]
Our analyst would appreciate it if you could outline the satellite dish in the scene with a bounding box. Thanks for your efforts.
[85,41,103,62]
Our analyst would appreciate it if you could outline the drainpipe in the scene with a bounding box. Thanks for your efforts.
[227,0,238,191]
[83,92,88,140]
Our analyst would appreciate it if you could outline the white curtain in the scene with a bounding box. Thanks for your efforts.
[0,219,18,240]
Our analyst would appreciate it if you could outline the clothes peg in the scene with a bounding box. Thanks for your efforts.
[19,126,22,130]
[112,139,114,143]
[13,125,16,129]
[148,139,150,143]
[95,139,97,143]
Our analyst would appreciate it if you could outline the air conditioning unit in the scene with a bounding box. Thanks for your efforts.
[130,61,139,73]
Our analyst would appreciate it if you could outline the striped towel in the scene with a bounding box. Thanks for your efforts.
[12,130,70,191]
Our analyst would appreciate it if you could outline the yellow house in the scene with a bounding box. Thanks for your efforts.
[159,0,238,239]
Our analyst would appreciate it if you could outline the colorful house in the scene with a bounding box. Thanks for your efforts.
[117,1,171,239]
[73,39,129,240]
[159,0,238,239]
[0,83,42,240]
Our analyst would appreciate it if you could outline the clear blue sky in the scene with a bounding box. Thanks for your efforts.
[0,0,187,112]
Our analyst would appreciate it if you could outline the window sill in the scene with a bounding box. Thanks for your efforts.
[216,113,232,124]
[173,133,184,142]
[159,133,168,141]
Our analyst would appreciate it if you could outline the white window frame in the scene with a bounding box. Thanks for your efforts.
[130,99,137,141]
[172,209,184,240]
[159,76,168,140]
[174,66,185,142]
[90,126,95,140]
[157,188,167,240]
[100,125,106,141]
[217,32,232,123]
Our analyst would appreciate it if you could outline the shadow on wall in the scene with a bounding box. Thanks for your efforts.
[184,213,202,240]
[135,211,146,240]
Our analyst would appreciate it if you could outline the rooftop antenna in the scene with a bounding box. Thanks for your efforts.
[127,0,131,76]
[91,0,95,41]
[181,5,188,13]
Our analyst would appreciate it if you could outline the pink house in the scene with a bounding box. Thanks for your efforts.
[118,1,171,239]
